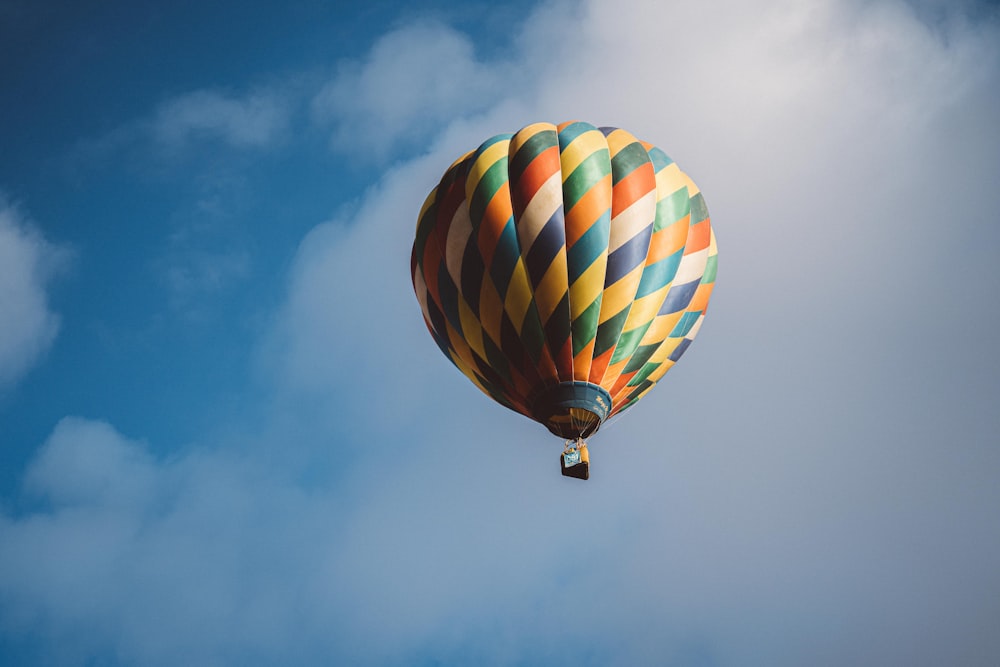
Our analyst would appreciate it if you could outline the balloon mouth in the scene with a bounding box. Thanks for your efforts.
[534,382,613,439]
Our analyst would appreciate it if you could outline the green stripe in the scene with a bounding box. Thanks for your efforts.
[610,142,650,185]
[519,301,546,364]
[646,146,674,172]
[701,253,718,284]
[478,132,512,154]
[509,129,558,187]
[628,361,662,387]
[468,158,509,232]
[635,249,683,298]
[557,121,594,147]
[489,219,520,300]
[623,341,659,373]
[562,151,611,212]
[654,187,691,232]
[690,192,709,224]
[669,311,701,338]
[566,212,610,283]
[483,333,512,385]
[593,307,630,357]
[610,321,653,365]
[571,297,602,356]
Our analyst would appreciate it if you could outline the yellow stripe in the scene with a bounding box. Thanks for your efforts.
[447,149,474,172]
[604,128,639,159]
[504,260,533,331]
[559,129,608,182]
[412,271,429,322]
[642,357,677,386]
[648,337,683,364]
[516,121,556,138]
[467,139,510,191]
[479,274,503,346]
[416,187,438,233]
[619,284,670,334]
[655,163,687,197]
[637,311,684,347]
[679,171,700,197]
[569,257,606,320]
[642,357,676,386]
[445,320,480,377]
[599,264,644,323]
[458,297,485,360]
[534,246,568,323]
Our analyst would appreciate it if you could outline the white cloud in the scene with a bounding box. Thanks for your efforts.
[0,203,65,390]
[152,88,291,152]
[311,21,514,160]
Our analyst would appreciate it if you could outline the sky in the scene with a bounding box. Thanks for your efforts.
[1,0,999,664]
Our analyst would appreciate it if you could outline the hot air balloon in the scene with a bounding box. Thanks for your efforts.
[411,121,716,479]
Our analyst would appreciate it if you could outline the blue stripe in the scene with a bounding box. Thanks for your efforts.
[489,218,520,300]
[668,337,693,362]
[566,212,610,283]
[605,223,653,286]
[524,208,566,283]
[659,278,700,315]
[646,146,674,172]
[669,311,701,338]
[636,249,683,298]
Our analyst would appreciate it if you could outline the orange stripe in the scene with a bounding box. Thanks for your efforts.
[645,223,680,266]
[588,347,615,386]
[421,234,443,310]
[686,283,714,314]
[610,162,655,219]
[507,362,533,408]
[600,358,631,395]
[565,174,612,246]
[684,218,711,254]
[609,364,637,393]
[515,145,560,208]
[476,183,513,267]
[536,344,558,386]
[555,336,574,381]
[573,339,595,382]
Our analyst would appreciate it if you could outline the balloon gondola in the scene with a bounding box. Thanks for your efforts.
[411,121,717,479]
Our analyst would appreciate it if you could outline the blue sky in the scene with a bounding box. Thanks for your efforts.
[1,0,999,665]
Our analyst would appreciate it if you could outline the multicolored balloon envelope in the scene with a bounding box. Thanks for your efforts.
[411,121,716,451]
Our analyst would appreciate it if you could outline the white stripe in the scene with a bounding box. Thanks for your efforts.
[608,189,656,253]
[517,171,562,251]
[673,247,709,285]
[445,202,473,288]
[684,314,705,340]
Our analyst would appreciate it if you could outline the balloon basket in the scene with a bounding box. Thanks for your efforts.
[560,442,590,480]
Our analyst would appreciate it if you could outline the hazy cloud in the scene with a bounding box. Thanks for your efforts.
[152,88,292,152]
[312,22,513,160]
[0,202,66,390]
